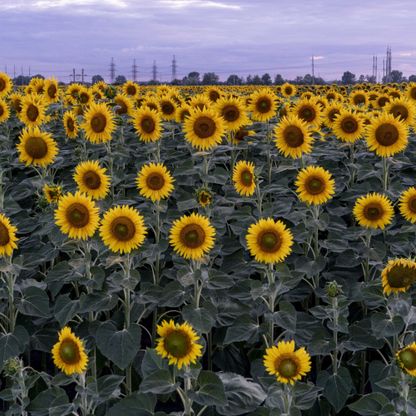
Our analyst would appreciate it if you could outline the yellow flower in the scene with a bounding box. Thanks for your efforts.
[159,96,178,121]
[0,213,18,257]
[332,109,364,143]
[246,218,293,264]
[281,83,297,98]
[0,99,10,124]
[114,93,134,116]
[232,160,256,196]
[215,96,249,132]
[399,187,416,223]
[123,80,139,98]
[133,108,162,143]
[63,111,79,139]
[19,95,46,127]
[100,205,147,254]
[353,193,394,229]
[350,90,368,107]
[43,78,59,103]
[385,98,416,126]
[196,188,213,207]
[291,98,322,129]
[295,166,335,205]
[81,102,115,144]
[136,163,174,202]
[155,320,203,369]
[381,258,416,296]
[263,340,311,385]
[43,184,63,204]
[397,343,416,377]
[74,160,110,200]
[0,72,13,97]
[55,192,100,240]
[249,88,277,122]
[51,327,88,376]
[169,213,215,260]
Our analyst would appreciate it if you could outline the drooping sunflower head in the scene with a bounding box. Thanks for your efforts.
[274,115,313,159]
[281,82,297,98]
[63,111,79,139]
[232,160,256,196]
[397,342,416,377]
[17,126,58,168]
[113,93,134,116]
[215,96,249,132]
[365,113,408,157]
[196,188,213,208]
[74,160,110,200]
[43,78,59,103]
[81,102,115,144]
[51,326,88,376]
[292,98,322,128]
[155,320,203,369]
[249,88,277,122]
[295,166,335,205]
[133,108,162,143]
[183,108,225,151]
[353,193,394,229]
[0,99,10,124]
[136,162,175,202]
[19,95,46,127]
[385,98,416,126]
[0,214,18,257]
[100,205,147,254]
[332,109,364,143]
[0,73,12,97]
[381,258,416,296]
[246,218,293,264]
[43,184,63,204]
[323,103,343,128]
[263,340,311,385]
[399,187,416,223]
[169,213,215,260]
[230,126,256,145]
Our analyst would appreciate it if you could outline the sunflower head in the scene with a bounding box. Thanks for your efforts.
[295,166,335,205]
[385,98,415,126]
[133,108,162,143]
[74,160,110,200]
[292,98,322,128]
[281,83,297,98]
[43,184,63,204]
[232,160,256,196]
[382,258,416,296]
[20,95,46,127]
[397,343,416,377]
[196,188,213,208]
[136,162,175,202]
[81,102,115,144]
[0,73,13,97]
[114,93,134,116]
[332,110,364,143]
[0,214,18,257]
[399,187,416,223]
[63,111,79,139]
[249,88,277,122]
[353,193,394,229]
[215,96,249,132]
[0,99,10,124]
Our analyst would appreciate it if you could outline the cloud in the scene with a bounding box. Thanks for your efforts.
[160,0,241,10]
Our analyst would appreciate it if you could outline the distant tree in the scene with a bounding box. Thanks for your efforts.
[31,74,44,80]
[358,74,366,83]
[409,75,416,82]
[315,77,326,85]
[261,73,272,85]
[226,74,243,85]
[182,72,200,85]
[293,76,304,85]
[13,75,31,86]
[91,75,104,84]
[171,78,182,85]
[246,75,253,84]
[366,75,376,83]
[114,75,127,85]
[202,72,219,85]
[252,75,262,85]
[390,70,404,83]
[341,71,356,85]
[274,74,285,85]
[303,74,313,85]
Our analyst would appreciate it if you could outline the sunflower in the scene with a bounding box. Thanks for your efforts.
[9,93,23,114]
[263,340,311,385]
[406,83,416,103]
[292,98,322,128]
[133,108,161,143]
[63,111,79,139]
[19,95,46,127]
[74,160,110,200]
[206,86,222,103]
[100,205,147,254]
[230,126,256,145]
[399,187,416,223]
[381,258,416,296]
[183,108,224,151]
[43,184,63,204]
[281,82,297,98]
[397,343,416,377]
[385,98,416,126]
[353,193,394,229]
[136,163,174,202]
[350,90,368,107]
[249,88,277,122]
[66,83,82,103]
[295,166,335,205]
[196,188,213,207]
[123,81,139,98]
[17,127,58,168]
[274,115,313,159]
[188,94,210,111]
[114,93,134,116]
[0,73,12,97]
[43,78,59,103]
[365,113,408,157]
[51,326,88,376]
[332,109,364,143]
[215,96,249,131]
[155,320,203,369]
[232,160,256,196]
[159,96,177,121]
[323,103,343,128]
[0,99,10,124]
[375,94,390,109]
[77,87,92,106]
[81,102,115,144]
[0,214,18,257]
[246,218,293,264]
[169,213,215,260]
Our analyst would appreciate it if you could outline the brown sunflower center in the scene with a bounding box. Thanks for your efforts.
[305,176,325,195]
[83,170,101,190]
[299,106,315,122]
[146,172,165,190]
[363,203,383,220]
[164,330,190,358]
[0,78,5,92]
[90,113,107,133]
[47,84,57,98]
[180,223,206,248]
[209,90,220,102]
[0,106,4,117]
[399,349,416,370]
[353,94,366,105]
[161,102,175,115]
[256,97,272,114]
[115,100,128,115]
[283,125,304,147]
[66,203,90,228]
[284,87,293,95]
[79,93,89,104]
[408,197,416,213]
[141,116,156,134]
[235,129,248,141]
[386,264,416,288]
[59,340,80,365]
[180,110,190,122]
[193,116,216,139]
[222,105,239,122]
[111,216,136,241]
[410,87,416,100]
[328,109,340,122]
[66,118,75,132]
[126,85,137,96]
[258,230,281,253]
[278,358,298,378]
[378,97,390,107]
[24,136,48,159]
[0,222,10,246]
[375,123,399,146]
[390,105,408,121]
[26,104,39,122]
[341,117,359,133]
[199,192,211,205]
[240,169,253,186]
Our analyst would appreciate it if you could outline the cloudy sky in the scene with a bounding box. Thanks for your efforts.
[1,0,416,82]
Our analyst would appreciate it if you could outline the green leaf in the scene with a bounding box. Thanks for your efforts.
[107,392,156,416]
[96,322,141,370]
[223,317,259,345]
[54,294,79,327]
[189,370,227,406]
[141,348,169,378]
[140,369,177,394]
[348,392,390,415]
[27,387,71,415]
[371,313,404,339]
[17,286,50,318]
[86,375,124,404]
[182,305,216,333]
[0,332,25,371]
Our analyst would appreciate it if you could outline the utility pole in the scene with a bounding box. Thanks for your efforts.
[172,55,177,81]
[72,68,76,83]
[13,65,16,79]
[28,66,31,77]
[152,60,157,82]
[382,59,385,84]
[81,68,85,84]
[109,57,116,83]
[311,55,315,84]
[132,59,138,82]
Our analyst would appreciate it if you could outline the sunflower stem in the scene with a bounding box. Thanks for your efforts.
[348,142,356,187]
[382,157,389,192]
[282,383,293,415]
[123,254,133,395]
[266,263,276,345]
[331,296,339,376]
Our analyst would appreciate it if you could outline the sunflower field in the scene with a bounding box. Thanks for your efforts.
[1,73,416,415]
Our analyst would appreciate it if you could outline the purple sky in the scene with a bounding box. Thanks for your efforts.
[1,0,416,82]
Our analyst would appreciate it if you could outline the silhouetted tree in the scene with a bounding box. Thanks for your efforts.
[409,75,416,82]
[274,74,284,85]
[13,75,31,86]
[114,75,127,85]
[390,70,404,83]
[91,75,104,84]
[202,72,219,85]
[252,75,262,85]
[341,71,356,85]
[261,73,272,85]
[226,74,243,85]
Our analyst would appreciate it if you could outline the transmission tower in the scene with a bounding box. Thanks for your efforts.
[311,55,315,84]
[152,60,157,82]
[172,55,177,81]
[386,46,392,83]
[132,59,138,82]
[372,56,378,83]
[109,57,116,83]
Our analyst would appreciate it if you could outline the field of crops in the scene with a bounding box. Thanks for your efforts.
[1,72,416,415]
